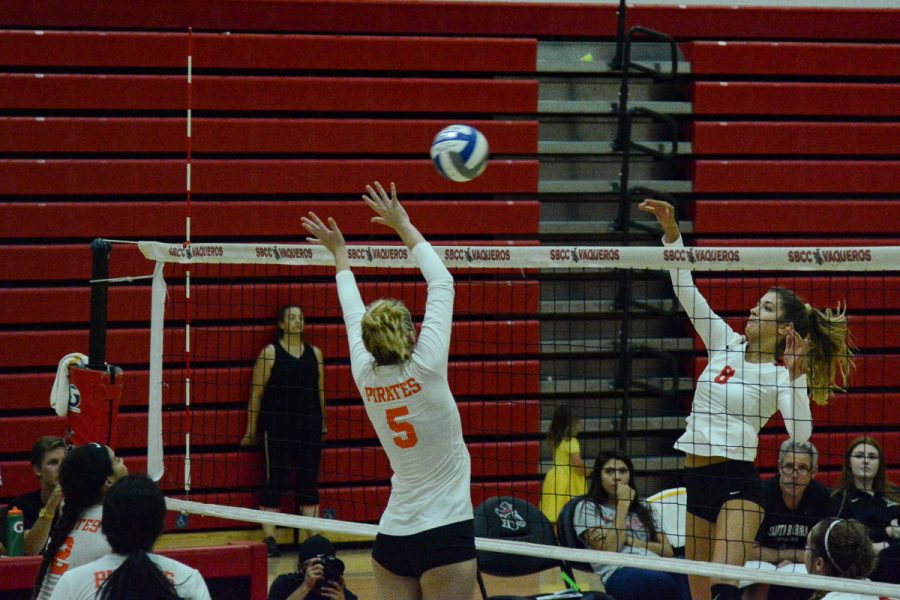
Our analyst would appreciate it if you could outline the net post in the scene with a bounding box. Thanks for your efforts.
[88,238,112,371]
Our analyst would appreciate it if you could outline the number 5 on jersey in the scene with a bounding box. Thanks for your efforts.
[385,405,418,448]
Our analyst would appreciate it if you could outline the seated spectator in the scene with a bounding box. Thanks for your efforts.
[33,443,128,599]
[804,517,897,600]
[574,449,689,600]
[49,474,210,600]
[831,436,900,585]
[742,440,831,600]
[8,436,65,555]
[268,534,357,600]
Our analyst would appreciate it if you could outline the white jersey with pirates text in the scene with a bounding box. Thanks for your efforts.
[36,504,111,600]
[49,552,211,600]
[337,242,472,536]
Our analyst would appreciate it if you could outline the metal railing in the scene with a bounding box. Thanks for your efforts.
[608,0,685,453]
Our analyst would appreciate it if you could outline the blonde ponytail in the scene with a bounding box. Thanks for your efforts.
[805,302,855,406]
[772,288,856,406]
[361,299,415,366]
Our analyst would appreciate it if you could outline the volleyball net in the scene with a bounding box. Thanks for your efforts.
[133,240,898,596]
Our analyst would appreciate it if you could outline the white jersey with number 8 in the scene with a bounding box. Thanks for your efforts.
[336,242,472,536]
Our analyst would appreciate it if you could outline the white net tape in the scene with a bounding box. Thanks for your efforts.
[167,498,900,597]
[139,242,900,271]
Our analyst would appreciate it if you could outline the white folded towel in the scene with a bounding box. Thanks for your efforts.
[50,352,88,416]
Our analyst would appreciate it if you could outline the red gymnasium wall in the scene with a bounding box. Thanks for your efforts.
[2,1,899,530]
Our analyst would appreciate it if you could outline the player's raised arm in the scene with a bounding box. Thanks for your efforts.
[302,211,349,273]
[638,198,681,244]
[363,181,426,250]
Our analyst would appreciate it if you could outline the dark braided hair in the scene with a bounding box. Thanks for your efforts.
[586,450,659,543]
[33,443,113,599]
[807,518,877,600]
[98,475,181,600]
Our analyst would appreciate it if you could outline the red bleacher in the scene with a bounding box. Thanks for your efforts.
[0,160,539,196]
[0,280,540,325]
[693,162,900,194]
[691,123,900,156]
[0,31,538,72]
[0,399,541,455]
[686,42,900,77]
[2,321,542,368]
[694,200,896,233]
[693,276,900,312]
[692,82,900,117]
[6,2,900,40]
[1,360,541,413]
[767,394,900,430]
[0,74,540,113]
[0,117,539,155]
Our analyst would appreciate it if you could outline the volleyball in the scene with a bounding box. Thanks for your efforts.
[429,124,489,182]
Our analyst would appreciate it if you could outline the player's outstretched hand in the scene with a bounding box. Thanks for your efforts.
[638,198,681,244]
[363,181,411,232]
[302,212,346,256]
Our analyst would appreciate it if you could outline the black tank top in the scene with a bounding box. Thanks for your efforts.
[261,341,322,433]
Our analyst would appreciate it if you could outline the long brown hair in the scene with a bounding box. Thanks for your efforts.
[833,436,900,513]
[771,287,855,406]
[586,450,659,543]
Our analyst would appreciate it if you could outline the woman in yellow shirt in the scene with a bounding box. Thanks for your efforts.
[541,405,588,524]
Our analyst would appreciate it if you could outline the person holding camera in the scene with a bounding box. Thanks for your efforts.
[268,535,357,600]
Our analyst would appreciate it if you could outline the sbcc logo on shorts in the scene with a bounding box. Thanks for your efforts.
[494,501,526,532]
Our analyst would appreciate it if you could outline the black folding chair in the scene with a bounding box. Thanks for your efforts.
[555,494,596,574]
[473,495,613,600]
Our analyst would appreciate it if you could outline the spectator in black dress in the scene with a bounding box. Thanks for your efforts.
[742,439,831,600]
[241,305,326,556]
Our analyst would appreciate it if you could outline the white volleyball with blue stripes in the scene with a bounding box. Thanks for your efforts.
[430,124,489,182]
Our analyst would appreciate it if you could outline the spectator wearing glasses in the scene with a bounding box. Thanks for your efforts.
[741,440,831,600]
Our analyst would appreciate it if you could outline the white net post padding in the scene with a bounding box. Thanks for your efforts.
[147,261,166,481]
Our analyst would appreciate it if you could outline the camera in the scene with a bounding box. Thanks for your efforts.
[314,553,345,590]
